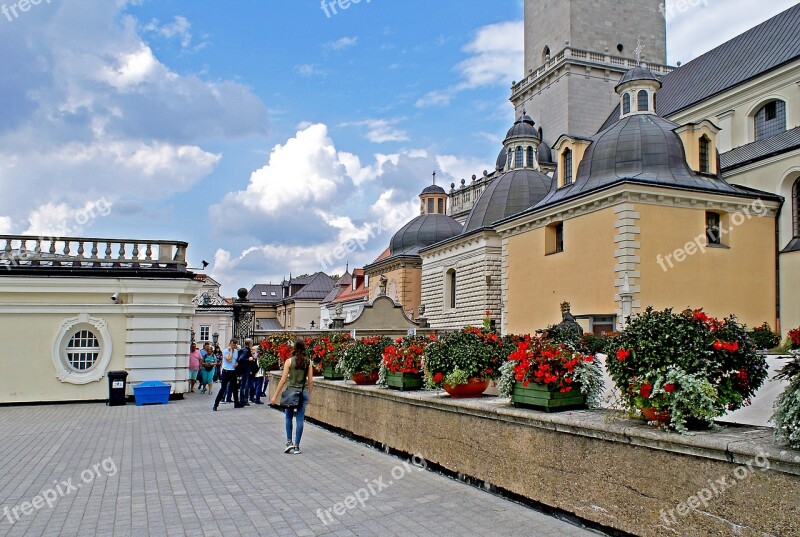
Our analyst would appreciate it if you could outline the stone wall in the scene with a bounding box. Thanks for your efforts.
[272,376,800,537]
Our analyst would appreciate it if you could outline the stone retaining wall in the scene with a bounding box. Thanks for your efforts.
[270,375,800,537]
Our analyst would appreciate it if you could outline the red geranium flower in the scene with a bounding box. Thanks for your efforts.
[639,383,653,399]
[433,372,444,383]
[428,333,437,341]
[616,349,630,361]
[713,340,724,351]
[664,383,676,393]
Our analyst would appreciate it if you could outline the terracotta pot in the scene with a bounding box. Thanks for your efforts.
[351,371,379,385]
[443,378,490,398]
[641,407,671,423]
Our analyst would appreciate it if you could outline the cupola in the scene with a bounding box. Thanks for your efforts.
[616,64,661,119]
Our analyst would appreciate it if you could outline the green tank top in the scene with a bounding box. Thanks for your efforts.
[287,356,309,390]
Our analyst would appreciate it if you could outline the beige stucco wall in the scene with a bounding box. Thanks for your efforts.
[366,263,421,317]
[0,276,199,403]
[637,203,776,328]
[780,251,800,334]
[291,301,321,331]
[505,206,618,334]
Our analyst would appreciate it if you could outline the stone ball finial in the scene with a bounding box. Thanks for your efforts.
[237,288,248,300]
[483,170,489,176]
[460,178,466,185]
[451,182,455,189]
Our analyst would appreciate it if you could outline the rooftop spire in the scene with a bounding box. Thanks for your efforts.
[432,171,437,185]
[634,37,645,64]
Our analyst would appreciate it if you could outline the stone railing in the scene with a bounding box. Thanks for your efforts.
[0,235,189,272]
[511,46,675,96]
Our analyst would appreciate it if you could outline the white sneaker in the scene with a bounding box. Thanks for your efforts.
[292,446,302,454]
[284,442,295,454]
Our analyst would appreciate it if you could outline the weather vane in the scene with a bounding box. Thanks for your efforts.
[634,38,645,63]
[432,171,437,185]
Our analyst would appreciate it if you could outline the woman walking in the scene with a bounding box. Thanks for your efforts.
[188,343,201,393]
[270,339,313,454]
[199,349,218,395]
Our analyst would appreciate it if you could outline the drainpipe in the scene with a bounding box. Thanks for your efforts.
[775,203,782,334]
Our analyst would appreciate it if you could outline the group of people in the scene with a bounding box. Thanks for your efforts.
[190,336,314,455]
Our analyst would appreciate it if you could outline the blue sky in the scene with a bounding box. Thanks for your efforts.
[0,0,796,294]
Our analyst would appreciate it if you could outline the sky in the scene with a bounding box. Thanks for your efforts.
[0,0,796,295]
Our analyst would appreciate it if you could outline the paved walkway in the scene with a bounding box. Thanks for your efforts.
[0,390,601,537]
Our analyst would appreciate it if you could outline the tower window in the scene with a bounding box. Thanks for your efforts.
[428,199,434,214]
[637,90,649,112]
[445,269,456,309]
[515,146,524,168]
[561,148,573,186]
[438,198,444,214]
[527,146,534,168]
[793,178,800,238]
[699,136,711,174]
[623,93,631,115]
[754,100,786,141]
[508,149,513,169]
[705,212,721,245]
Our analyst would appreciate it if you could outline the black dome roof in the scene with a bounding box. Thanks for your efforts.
[537,142,553,164]
[533,114,743,210]
[390,214,463,256]
[420,184,447,195]
[615,65,662,91]
[505,114,539,141]
[495,147,508,170]
[463,168,552,234]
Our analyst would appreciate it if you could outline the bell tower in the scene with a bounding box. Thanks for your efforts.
[512,0,672,147]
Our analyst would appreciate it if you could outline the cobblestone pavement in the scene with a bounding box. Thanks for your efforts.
[0,391,601,537]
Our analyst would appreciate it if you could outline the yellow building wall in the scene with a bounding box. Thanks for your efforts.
[292,301,321,330]
[637,204,776,327]
[368,265,421,316]
[505,207,619,334]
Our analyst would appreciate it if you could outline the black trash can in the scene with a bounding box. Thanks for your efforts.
[107,371,128,406]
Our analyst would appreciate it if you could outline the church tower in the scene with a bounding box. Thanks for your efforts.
[511,0,672,147]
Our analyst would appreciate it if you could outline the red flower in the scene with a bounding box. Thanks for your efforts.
[639,383,653,399]
[485,310,491,317]
[433,372,444,383]
[713,340,724,351]
[664,383,676,393]
[616,349,630,361]
[428,333,437,341]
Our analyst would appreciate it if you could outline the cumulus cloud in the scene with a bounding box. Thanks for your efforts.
[0,217,12,234]
[417,21,523,108]
[0,0,266,222]
[325,36,358,51]
[143,16,193,49]
[342,118,409,143]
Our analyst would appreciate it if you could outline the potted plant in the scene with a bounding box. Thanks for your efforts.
[337,336,392,385]
[605,308,768,434]
[747,322,782,351]
[498,335,604,411]
[423,327,511,398]
[311,332,352,380]
[379,336,427,391]
[258,333,296,372]
[773,328,800,449]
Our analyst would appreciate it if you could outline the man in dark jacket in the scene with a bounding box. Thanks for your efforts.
[236,338,255,406]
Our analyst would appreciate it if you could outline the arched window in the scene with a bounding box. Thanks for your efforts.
[427,198,434,214]
[754,100,786,141]
[526,146,534,168]
[445,269,456,309]
[699,136,710,174]
[66,330,100,371]
[794,178,800,237]
[562,148,573,186]
[622,93,631,115]
[638,90,649,112]
[515,146,524,168]
[507,149,513,169]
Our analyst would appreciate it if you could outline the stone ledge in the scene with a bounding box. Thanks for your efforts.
[297,377,800,477]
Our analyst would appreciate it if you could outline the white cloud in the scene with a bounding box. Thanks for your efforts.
[295,64,322,77]
[417,21,523,108]
[0,217,12,234]
[143,16,193,48]
[437,155,492,183]
[325,36,358,51]
[342,118,409,143]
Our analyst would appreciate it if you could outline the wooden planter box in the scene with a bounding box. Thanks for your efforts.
[511,382,585,412]
[323,365,344,380]
[385,371,423,391]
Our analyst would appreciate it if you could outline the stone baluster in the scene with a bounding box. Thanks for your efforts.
[104,242,112,260]
[145,243,153,262]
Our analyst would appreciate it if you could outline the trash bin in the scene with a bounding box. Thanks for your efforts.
[107,371,128,406]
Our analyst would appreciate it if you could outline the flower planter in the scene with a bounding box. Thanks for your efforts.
[351,371,379,385]
[511,382,585,412]
[385,371,423,391]
[323,365,344,380]
[443,378,489,398]
[641,407,671,424]
[313,366,323,377]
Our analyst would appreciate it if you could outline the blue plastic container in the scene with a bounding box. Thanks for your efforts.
[133,381,171,406]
